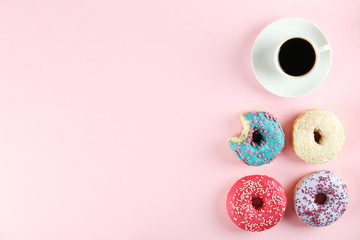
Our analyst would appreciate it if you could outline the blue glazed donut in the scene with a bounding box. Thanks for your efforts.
[228,111,285,166]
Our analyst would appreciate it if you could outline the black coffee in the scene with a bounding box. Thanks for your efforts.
[278,38,316,76]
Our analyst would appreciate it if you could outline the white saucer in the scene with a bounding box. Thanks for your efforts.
[251,17,331,97]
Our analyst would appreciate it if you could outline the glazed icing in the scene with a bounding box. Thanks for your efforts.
[294,170,349,227]
[227,175,287,232]
[291,109,345,164]
[228,111,285,166]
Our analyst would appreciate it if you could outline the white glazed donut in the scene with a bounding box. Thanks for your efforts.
[291,109,344,164]
[293,170,349,227]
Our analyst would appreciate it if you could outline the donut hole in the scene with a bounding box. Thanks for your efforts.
[251,197,264,209]
[313,129,322,144]
[252,129,263,145]
[315,193,327,205]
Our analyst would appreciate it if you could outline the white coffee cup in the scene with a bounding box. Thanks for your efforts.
[273,36,330,78]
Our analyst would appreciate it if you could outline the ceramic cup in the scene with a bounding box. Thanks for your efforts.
[274,36,330,78]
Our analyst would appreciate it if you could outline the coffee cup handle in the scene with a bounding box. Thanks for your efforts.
[318,44,330,53]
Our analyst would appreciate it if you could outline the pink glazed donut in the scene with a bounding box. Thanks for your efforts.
[294,170,349,227]
[226,175,287,232]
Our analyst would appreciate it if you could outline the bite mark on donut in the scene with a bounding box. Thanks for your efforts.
[228,116,251,144]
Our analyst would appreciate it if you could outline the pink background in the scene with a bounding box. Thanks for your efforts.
[0,0,359,239]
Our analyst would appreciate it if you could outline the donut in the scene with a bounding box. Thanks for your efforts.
[226,175,287,232]
[291,109,345,164]
[228,111,285,166]
[293,170,349,227]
